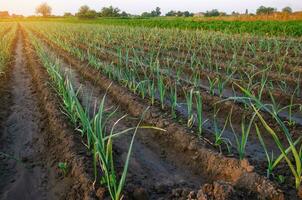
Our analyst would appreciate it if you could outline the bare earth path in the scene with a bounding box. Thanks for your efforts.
[0,31,70,200]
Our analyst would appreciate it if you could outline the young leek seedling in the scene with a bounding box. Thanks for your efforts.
[185,88,194,128]
[157,74,166,109]
[229,112,256,160]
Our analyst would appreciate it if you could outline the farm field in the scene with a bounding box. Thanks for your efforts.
[0,20,301,200]
[6,16,302,37]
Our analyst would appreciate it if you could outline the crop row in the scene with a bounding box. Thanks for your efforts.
[27,23,302,123]
[27,22,302,69]
[61,17,302,37]
[25,23,302,98]
[22,22,302,192]
[26,28,168,200]
[0,23,17,73]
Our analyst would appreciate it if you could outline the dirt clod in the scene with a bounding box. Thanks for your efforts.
[240,159,254,172]
[197,181,234,200]
[95,187,106,199]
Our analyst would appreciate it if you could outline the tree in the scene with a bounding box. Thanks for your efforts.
[76,5,97,18]
[282,6,292,13]
[78,5,90,14]
[204,9,220,17]
[166,10,176,16]
[141,7,161,17]
[99,6,120,17]
[63,12,73,17]
[36,3,52,17]
[120,11,129,17]
[165,10,193,17]
[183,11,193,17]
[256,6,276,15]
[155,7,161,16]
[150,7,161,17]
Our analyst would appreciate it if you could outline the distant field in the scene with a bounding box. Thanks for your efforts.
[3,16,302,37]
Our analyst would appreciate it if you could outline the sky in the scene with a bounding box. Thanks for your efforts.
[1,0,302,16]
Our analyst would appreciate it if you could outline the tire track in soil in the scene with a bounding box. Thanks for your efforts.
[0,31,71,200]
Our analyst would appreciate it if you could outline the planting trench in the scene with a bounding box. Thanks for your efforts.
[0,28,96,200]
[24,25,290,199]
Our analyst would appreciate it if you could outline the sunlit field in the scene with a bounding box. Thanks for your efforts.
[0,3,302,199]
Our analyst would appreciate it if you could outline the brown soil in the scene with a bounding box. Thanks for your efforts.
[25,24,289,200]
[0,27,96,199]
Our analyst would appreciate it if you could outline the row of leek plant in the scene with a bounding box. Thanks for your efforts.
[27,27,215,147]
[54,26,302,103]
[27,23,302,100]
[28,27,302,162]
[30,22,302,80]
[86,41,301,129]
[31,21,302,111]
[30,26,300,159]
[29,31,165,200]
[0,24,17,74]
[27,22,302,190]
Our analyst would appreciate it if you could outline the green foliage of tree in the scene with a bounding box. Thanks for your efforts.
[165,10,193,17]
[63,12,73,17]
[99,6,121,17]
[120,11,129,18]
[141,7,161,17]
[282,7,293,13]
[36,3,52,17]
[76,5,97,19]
[204,9,220,17]
[141,12,151,17]
[256,6,276,15]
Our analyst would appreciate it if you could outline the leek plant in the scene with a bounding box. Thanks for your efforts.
[195,91,207,137]
[207,76,217,96]
[213,108,231,153]
[147,80,155,105]
[256,73,268,101]
[136,80,148,99]
[255,124,301,178]
[268,90,300,126]
[169,83,177,118]
[229,113,256,160]
[253,107,302,189]
[233,83,302,189]
[157,74,166,109]
[185,88,194,128]
[286,94,295,127]
[216,73,234,97]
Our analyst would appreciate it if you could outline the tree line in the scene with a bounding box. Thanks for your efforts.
[35,3,295,18]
